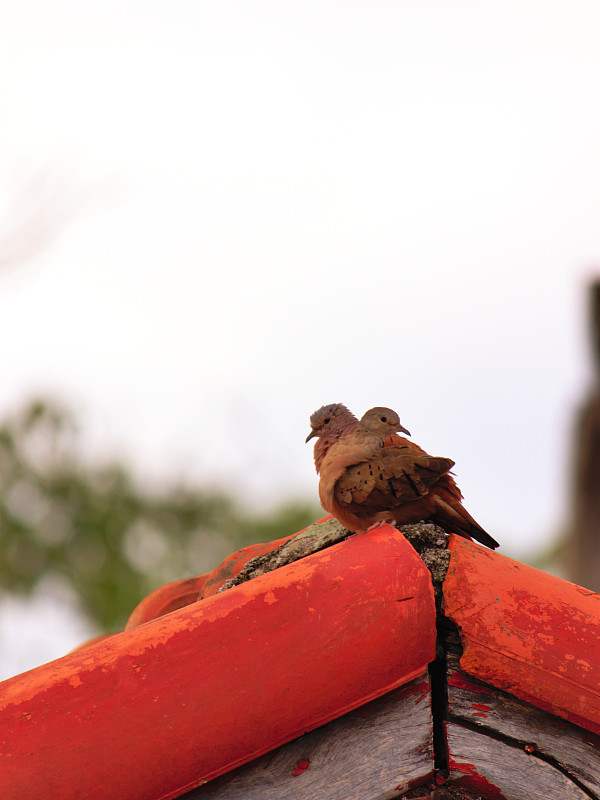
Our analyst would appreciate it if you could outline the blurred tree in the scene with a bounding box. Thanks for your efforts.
[0,398,319,632]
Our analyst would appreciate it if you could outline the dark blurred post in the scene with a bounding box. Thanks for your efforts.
[570,280,600,590]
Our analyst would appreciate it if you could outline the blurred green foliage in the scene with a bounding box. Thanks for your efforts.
[0,398,320,632]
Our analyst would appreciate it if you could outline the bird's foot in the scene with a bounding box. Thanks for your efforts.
[366,520,393,532]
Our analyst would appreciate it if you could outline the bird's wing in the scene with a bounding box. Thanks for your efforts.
[334,447,455,509]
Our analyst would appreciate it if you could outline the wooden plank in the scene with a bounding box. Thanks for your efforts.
[447,723,591,800]
[0,526,436,800]
[190,676,433,800]
[443,534,600,735]
[448,667,600,798]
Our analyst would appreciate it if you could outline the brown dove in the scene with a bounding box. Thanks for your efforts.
[306,403,366,473]
[314,405,499,549]
[306,402,417,472]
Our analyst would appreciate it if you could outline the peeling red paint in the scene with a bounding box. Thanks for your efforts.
[404,679,430,697]
[448,671,491,694]
[471,702,492,712]
[449,758,507,800]
[402,772,434,792]
[444,536,600,735]
[414,684,430,704]
[472,712,488,718]
[293,759,309,776]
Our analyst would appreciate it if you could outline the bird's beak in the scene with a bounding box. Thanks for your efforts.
[305,430,317,443]
[398,424,411,437]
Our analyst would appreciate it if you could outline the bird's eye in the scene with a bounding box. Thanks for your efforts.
[380,416,387,422]
[324,417,331,424]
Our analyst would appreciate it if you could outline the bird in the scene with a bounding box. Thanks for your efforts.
[306,402,424,470]
[306,403,361,473]
[311,405,499,549]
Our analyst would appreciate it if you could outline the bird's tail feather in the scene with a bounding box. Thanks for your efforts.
[432,495,499,550]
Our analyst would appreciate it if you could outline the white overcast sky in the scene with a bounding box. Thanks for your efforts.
[1,0,600,572]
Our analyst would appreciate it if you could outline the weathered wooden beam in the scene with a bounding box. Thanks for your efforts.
[190,676,433,800]
[447,723,592,800]
[447,666,600,798]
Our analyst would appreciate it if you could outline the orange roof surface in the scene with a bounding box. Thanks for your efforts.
[0,524,435,800]
[0,520,599,800]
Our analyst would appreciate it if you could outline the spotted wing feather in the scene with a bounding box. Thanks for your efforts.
[334,447,455,510]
